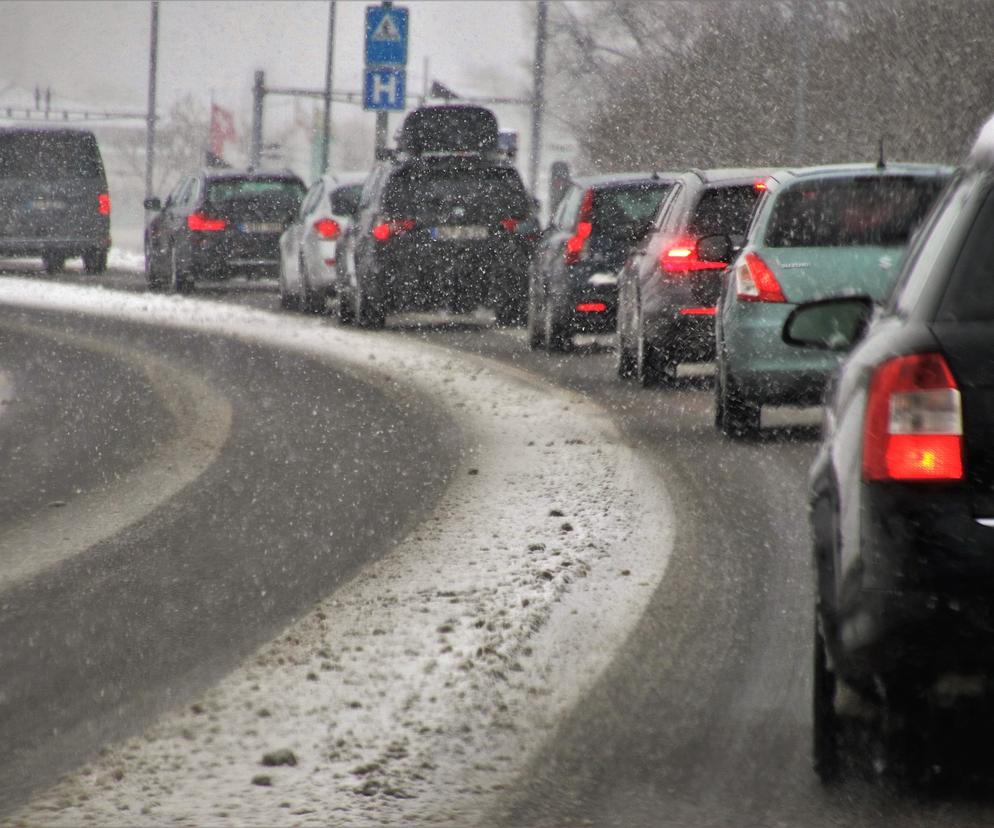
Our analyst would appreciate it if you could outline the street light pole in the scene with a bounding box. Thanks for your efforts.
[144,0,159,207]
[322,0,336,173]
[251,70,265,169]
[529,0,548,196]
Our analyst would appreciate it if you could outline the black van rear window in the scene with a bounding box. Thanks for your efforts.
[0,131,104,179]
[207,178,305,205]
[384,167,529,221]
[765,176,945,248]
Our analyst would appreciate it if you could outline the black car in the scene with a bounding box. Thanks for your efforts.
[0,126,111,274]
[526,173,676,352]
[144,169,305,292]
[784,123,994,780]
[616,168,770,385]
[336,133,538,328]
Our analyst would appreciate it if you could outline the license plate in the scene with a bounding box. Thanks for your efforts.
[239,222,282,234]
[29,199,66,212]
[431,225,488,241]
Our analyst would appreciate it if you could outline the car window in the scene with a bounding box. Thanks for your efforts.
[0,130,104,179]
[382,166,530,222]
[554,185,583,229]
[330,183,363,214]
[935,180,994,322]
[300,181,324,218]
[688,185,760,238]
[207,178,305,205]
[592,183,672,237]
[765,176,945,248]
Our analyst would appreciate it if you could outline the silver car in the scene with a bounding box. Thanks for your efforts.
[278,171,366,313]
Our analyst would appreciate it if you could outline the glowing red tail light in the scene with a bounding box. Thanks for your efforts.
[659,237,727,275]
[575,301,607,313]
[187,211,226,232]
[735,251,785,302]
[372,218,416,242]
[862,353,964,482]
[500,217,520,232]
[679,307,717,316]
[98,192,111,216]
[313,218,341,240]
[564,188,595,265]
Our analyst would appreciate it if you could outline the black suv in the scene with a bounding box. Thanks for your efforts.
[616,168,770,385]
[144,169,305,292]
[0,127,111,274]
[336,105,539,328]
[784,122,994,780]
[526,173,676,351]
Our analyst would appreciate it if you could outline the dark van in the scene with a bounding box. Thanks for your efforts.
[0,127,111,274]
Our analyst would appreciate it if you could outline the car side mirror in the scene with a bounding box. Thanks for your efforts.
[143,197,162,211]
[782,296,875,352]
[697,234,733,264]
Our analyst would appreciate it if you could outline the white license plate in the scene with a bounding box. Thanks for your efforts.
[432,225,488,241]
[30,199,66,212]
[240,222,282,234]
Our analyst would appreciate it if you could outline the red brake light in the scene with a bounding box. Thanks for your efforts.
[862,353,964,482]
[564,189,595,265]
[659,237,727,275]
[735,251,785,302]
[754,180,768,192]
[371,218,415,242]
[575,301,607,313]
[313,218,341,240]
[98,192,111,216]
[500,217,519,233]
[187,211,226,232]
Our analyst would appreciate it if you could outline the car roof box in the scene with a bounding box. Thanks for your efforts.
[397,105,500,157]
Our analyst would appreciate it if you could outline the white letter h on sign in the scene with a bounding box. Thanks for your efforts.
[372,73,397,106]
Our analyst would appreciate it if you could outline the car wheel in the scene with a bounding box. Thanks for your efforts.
[82,247,108,275]
[354,272,385,329]
[813,621,841,783]
[544,292,572,352]
[526,276,544,350]
[300,255,326,314]
[170,246,193,294]
[42,252,64,274]
[635,307,675,387]
[616,326,638,380]
[719,367,760,438]
[144,242,162,292]
[278,263,299,310]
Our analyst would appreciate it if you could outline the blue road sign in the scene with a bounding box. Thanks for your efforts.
[363,67,406,111]
[365,6,409,66]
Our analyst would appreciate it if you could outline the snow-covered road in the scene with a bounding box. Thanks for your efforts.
[0,281,673,826]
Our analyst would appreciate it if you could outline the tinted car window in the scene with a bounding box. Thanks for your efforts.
[765,176,944,247]
[689,185,759,237]
[383,166,529,221]
[208,178,306,205]
[331,184,363,212]
[0,131,104,179]
[593,184,671,237]
[554,185,583,229]
[936,183,994,322]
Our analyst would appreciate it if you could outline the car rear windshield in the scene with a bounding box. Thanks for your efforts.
[0,131,104,179]
[207,178,305,206]
[383,166,530,222]
[593,183,671,237]
[688,185,760,238]
[765,175,945,248]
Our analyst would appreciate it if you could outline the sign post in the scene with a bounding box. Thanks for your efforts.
[363,2,409,157]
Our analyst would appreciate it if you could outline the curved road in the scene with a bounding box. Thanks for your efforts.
[4,265,994,825]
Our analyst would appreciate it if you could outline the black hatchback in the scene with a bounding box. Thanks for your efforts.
[786,120,994,780]
[144,169,305,292]
[0,127,111,274]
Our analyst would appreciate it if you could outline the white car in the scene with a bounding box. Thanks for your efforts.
[278,171,367,313]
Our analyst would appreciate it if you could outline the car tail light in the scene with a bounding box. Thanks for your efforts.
[659,237,727,274]
[564,188,594,265]
[575,302,607,313]
[500,217,520,232]
[313,218,341,240]
[754,180,768,192]
[372,218,416,242]
[679,307,717,316]
[862,353,964,482]
[187,211,226,232]
[735,251,786,302]
[98,192,111,216]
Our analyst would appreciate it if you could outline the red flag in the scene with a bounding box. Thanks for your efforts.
[209,103,237,157]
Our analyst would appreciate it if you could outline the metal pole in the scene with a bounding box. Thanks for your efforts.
[144,0,159,206]
[321,1,336,173]
[529,0,547,195]
[375,111,388,157]
[792,0,809,164]
[251,69,265,169]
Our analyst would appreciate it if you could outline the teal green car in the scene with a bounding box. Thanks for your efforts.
[713,163,952,437]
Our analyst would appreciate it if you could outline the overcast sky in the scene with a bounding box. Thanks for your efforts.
[2,1,536,114]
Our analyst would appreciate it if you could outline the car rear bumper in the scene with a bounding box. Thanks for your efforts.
[191,233,282,278]
[0,235,110,257]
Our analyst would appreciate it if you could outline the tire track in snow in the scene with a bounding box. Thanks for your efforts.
[0,279,674,826]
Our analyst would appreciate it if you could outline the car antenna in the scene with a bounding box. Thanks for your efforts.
[876,136,886,171]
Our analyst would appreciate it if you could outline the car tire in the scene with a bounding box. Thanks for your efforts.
[337,284,355,325]
[354,273,385,329]
[526,277,544,350]
[717,356,760,437]
[169,246,193,294]
[144,242,162,292]
[42,252,64,275]
[300,255,326,314]
[813,621,841,784]
[544,293,572,352]
[616,327,638,379]
[82,247,108,275]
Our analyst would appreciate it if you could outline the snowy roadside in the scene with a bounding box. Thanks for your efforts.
[0,280,674,827]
